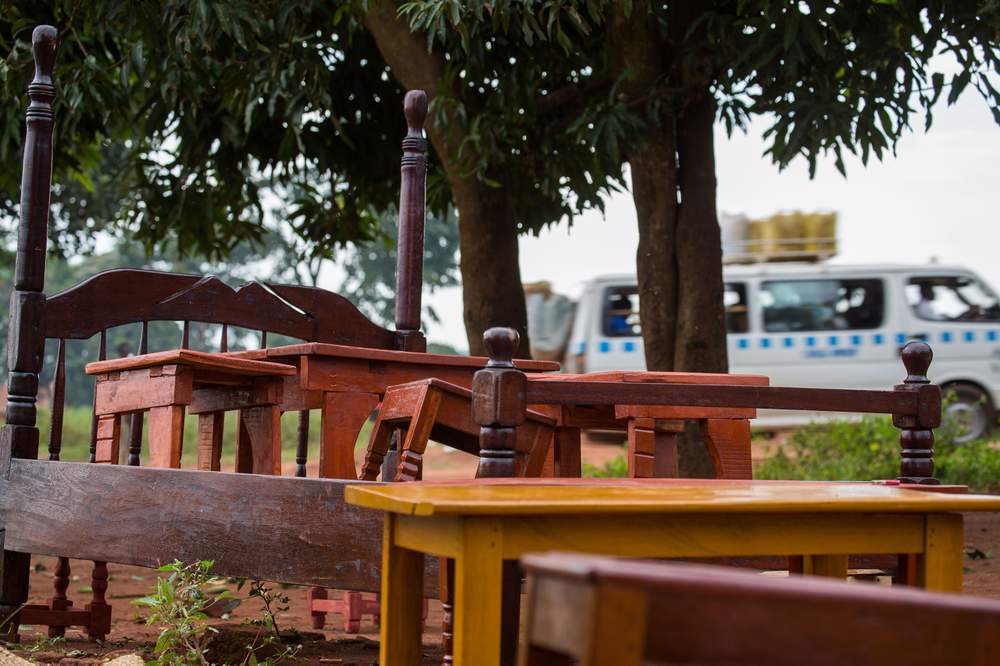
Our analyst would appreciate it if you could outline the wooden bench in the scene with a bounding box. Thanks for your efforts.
[520,552,1000,665]
[471,327,941,485]
[1,26,438,640]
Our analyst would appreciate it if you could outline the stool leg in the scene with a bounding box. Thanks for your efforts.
[700,419,753,480]
[307,586,328,630]
[93,414,122,464]
[197,412,224,471]
[360,415,397,480]
[395,387,441,482]
[147,406,184,468]
[553,427,582,478]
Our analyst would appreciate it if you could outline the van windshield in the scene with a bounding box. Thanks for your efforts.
[906,275,1000,322]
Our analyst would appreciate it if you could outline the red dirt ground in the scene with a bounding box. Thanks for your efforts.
[6,439,1000,664]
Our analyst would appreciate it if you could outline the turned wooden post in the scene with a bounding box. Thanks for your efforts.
[471,327,527,665]
[894,341,940,484]
[1,25,58,639]
[473,327,526,478]
[393,89,428,354]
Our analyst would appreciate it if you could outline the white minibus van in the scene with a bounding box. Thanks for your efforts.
[565,264,1000,440]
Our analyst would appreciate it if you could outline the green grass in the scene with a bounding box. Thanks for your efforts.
[31,406,373,468]
[579,416,1000,492]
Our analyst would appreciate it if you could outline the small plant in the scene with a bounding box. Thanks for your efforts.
[235,580,300,665]
[583,445,628,478]
[23,634,66,653]
[134,560,223,666]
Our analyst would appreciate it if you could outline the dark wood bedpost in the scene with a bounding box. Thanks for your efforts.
[393,89,428,354]
[471,326,527,665]
[383,90,429,482]
[894,341,940,485]
[1,24,58,639]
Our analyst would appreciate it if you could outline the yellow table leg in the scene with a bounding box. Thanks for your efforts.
[918,513,964,593]
[379,514,425,666]
[453,518,505,666]
[801,554,849,579]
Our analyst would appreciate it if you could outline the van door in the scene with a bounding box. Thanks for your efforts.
[584,284,646,372]
[732,276,899,390]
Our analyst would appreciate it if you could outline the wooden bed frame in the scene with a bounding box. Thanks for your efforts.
[1,25,436,640]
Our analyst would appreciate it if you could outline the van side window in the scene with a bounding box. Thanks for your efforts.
[602,287,641,337]
[906,276,1000,322]
[760,279,884,332]
[725,282,749,333]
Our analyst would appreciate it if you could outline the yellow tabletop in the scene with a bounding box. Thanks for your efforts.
[344,479,1000,516]
[348,480,1000,666]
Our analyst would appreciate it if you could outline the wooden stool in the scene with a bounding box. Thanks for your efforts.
[359,378,556,481]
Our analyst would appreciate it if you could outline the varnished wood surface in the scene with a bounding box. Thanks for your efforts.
[0,459,438,594]
[345,480,1000,516]
[85,349,296,376]
[519,553,1000,666]
[540,371,768,386]
[236,342,560,372]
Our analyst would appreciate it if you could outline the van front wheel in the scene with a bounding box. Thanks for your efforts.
[943,382,995,443]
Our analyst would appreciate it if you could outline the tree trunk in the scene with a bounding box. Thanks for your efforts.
[674,91,727,374]
[363,2,531,357]
[608,0,679,372]
[631,127,680,371]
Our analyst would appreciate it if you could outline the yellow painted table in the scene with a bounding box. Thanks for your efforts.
[344,479,1000,666]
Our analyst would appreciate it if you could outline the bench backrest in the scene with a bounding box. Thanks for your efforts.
[7,26,430,468]
[520,552,1000,665]
[472,327,942,483]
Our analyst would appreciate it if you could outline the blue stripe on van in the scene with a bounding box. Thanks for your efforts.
[872,334,885,345]
[896,333,907,345]
[622,340,637,353]
[828,335,838,347]
[990,330,999,342]
[782,337,794,348]
[598,341,611,353]
[940,331,952,343]
[964,331,976,343]
[850,334,862,346]
[806,336,816,348]
[575,341,586,355]
[759,338,771,349]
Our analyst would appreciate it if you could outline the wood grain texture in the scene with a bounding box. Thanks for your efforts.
[0,459,438,594]
[344,480,1000,517]
[86,349,295,376]
[254,342,559,371]
[520,553,1000,666]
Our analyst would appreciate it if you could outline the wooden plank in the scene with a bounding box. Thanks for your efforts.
[0,459,437,594]
[526,381,917,415]
[343,480,1000,516]
[188,379,283,415]
[86,349,296,377]
[94,369,193,414]
[258,342,559,371]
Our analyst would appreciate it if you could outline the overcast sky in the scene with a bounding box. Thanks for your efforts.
[418,90,1000,353]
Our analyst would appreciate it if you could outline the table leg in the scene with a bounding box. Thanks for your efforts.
[454,518,505,666]
[197,412,224,471]
[379,515,425,666]
[553,427,582,478]
[627,419,679,478]
[93,414,122,464]
[320,392,380,479]
[918,513,964,592]
[147,406,184,468]
[235,405,281,475]
[800,554,848,579]
[700,419,753,480]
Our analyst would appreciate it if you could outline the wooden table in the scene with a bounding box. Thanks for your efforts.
[86,349,296,472]
[344,479,1000,666]
[234,343,560,479]
[532,371,768,478]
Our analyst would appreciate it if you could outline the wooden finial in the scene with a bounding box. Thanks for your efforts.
[30,26,58,92]
[900,340,932,384]
[894,340,940,484]
[394,90,428,352]
[484,327,519,368]
[473,327,526,479]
